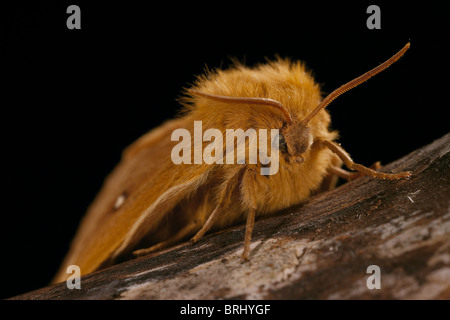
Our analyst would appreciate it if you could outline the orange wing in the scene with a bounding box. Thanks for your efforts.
[53,117,211,283]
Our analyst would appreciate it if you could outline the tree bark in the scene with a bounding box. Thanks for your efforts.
[11,133,450,300]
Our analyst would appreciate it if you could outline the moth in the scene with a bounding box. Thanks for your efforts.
[53,43,411,283]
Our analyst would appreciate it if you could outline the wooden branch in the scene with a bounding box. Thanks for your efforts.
[11,133,450,300]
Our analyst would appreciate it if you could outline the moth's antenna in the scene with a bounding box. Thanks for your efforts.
[189,90,293,124]
[301,42,410,126]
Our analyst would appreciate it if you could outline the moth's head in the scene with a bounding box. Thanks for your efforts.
[280,118,313,160]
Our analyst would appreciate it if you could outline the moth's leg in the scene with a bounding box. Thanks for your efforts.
[328,165,355,180]
[328,161,381,181]
[320,140,412,180]
[242,208,256,261]
[190,169,242,244]
[241,168,258,261]
[133,220,202,256]
[190,204,220,243]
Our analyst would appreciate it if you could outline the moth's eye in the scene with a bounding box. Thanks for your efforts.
[278,132,288,153]
[114,193,127,210]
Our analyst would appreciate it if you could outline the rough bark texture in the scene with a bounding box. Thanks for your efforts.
[11,133,450,300]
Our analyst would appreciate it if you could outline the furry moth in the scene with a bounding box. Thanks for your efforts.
[53,43,411,283]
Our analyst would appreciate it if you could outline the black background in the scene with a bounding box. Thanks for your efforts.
[1,1,448,299]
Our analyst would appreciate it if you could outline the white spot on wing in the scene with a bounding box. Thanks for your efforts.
[114,193,126,209]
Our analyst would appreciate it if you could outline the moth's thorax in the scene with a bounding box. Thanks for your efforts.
[186,59,323,126]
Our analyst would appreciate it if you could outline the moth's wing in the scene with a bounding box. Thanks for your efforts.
[53,117,209,283]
